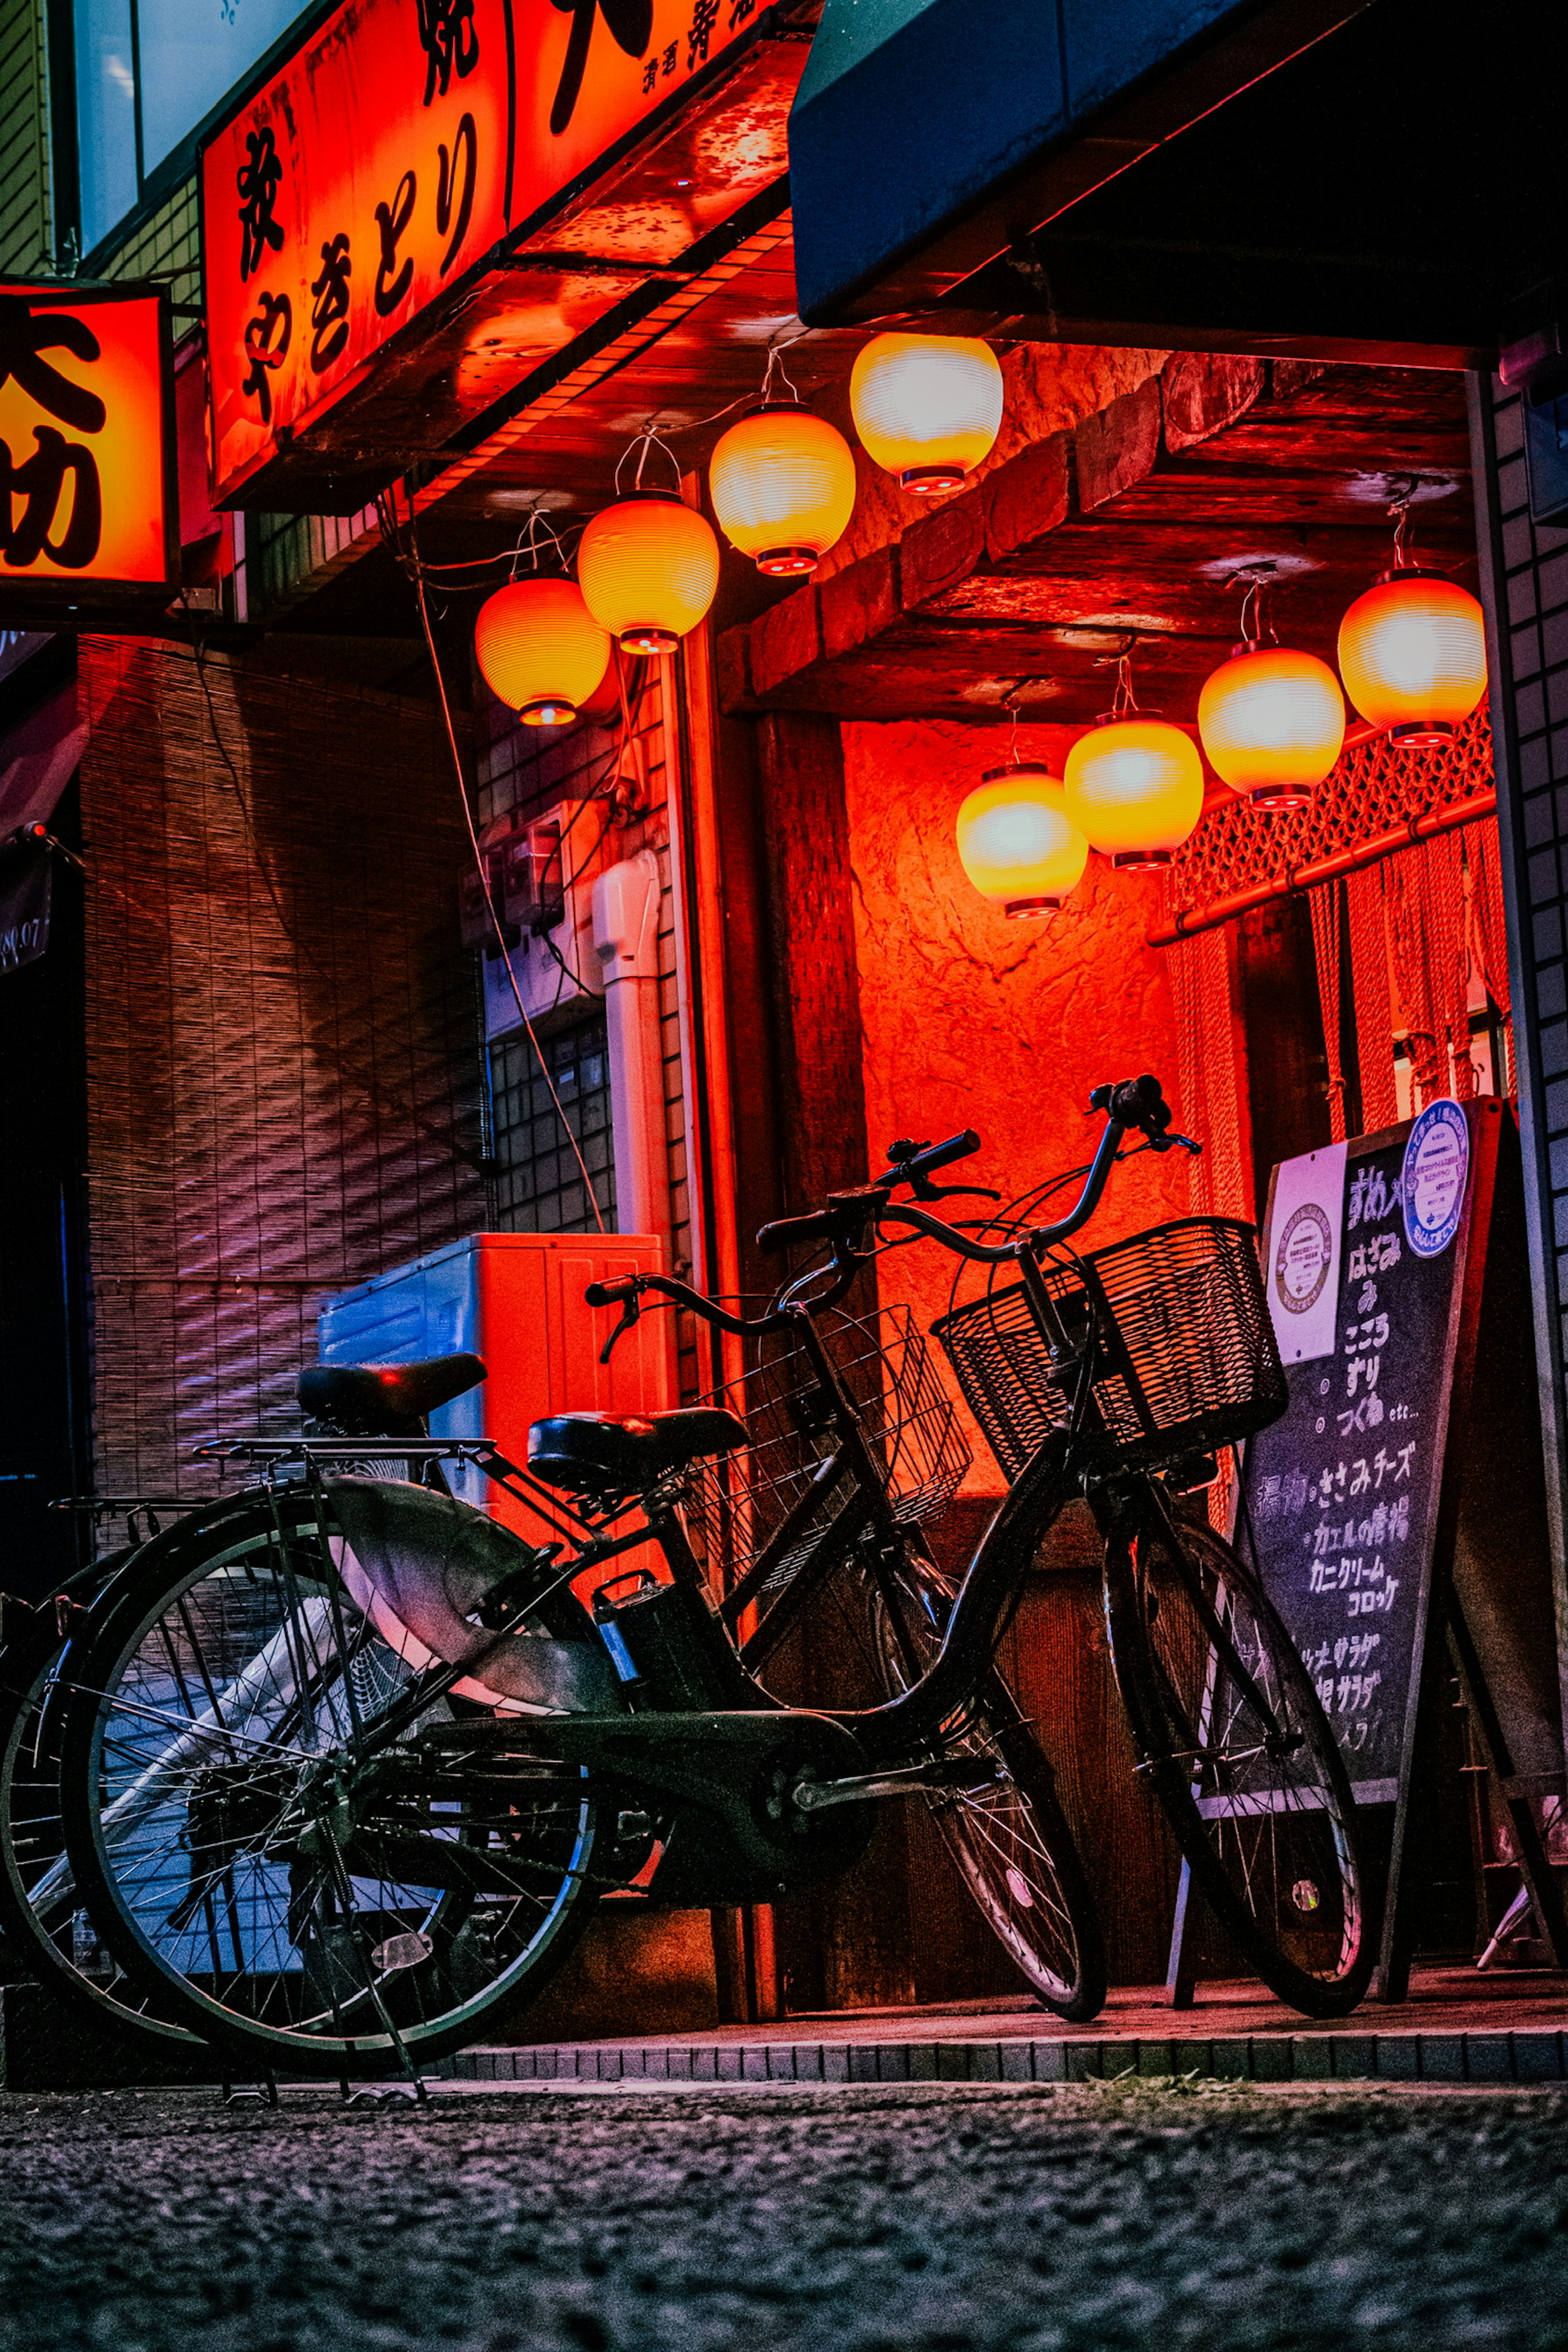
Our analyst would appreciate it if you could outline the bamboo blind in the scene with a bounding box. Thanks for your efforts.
[77,637,486,1511]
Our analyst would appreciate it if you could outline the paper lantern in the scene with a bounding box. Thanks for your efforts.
[1198,645,1346,810]
[1063,720,1204,868]
[709,404,858,576]
[956,764,1088,916]
[577,494,720,655]
[849,332,1004,494]
[473,577,610,726]
[1337,571,1488,745]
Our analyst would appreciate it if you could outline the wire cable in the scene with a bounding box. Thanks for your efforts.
[404,536,610,1236]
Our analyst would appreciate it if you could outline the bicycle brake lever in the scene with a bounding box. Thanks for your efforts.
[598,1294,641,1365]
[1150,1132,1203,1156]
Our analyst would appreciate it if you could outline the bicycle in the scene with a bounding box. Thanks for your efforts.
[0,1355,501,2060]
[52,1074,1370,2080]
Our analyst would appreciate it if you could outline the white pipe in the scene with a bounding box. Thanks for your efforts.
[592,848,670,1242]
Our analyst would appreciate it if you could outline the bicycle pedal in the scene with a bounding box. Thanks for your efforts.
[339,2076,429,2106]
[221,2077,279,2108]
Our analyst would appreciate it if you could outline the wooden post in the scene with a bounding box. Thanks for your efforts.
[755,712,873,1213]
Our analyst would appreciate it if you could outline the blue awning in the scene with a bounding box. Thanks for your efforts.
[788,0,1369,325]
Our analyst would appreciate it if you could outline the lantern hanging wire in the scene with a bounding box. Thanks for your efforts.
[374,482,621,1233]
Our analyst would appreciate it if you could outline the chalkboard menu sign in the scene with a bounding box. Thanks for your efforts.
[1242,1120,1464,1803]
[1212,1098,1568,1998]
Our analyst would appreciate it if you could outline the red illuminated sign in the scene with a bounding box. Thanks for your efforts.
[203,0,759,505]
[0,281,175,604]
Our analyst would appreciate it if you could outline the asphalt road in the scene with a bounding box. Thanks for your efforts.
[0,2079,1563,2351]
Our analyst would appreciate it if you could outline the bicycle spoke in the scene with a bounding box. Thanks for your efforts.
[62,1493,604,2072]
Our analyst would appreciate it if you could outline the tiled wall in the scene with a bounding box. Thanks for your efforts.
[0,0,51,275]
[1472,374,1568,1657]
[97,178,201,312]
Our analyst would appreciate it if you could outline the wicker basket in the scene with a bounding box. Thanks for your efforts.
[682,1303,971,1601]
[933,1216,1287,1479]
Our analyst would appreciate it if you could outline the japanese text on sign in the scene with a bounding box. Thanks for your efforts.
[202,0,757,501]
[0,287,171,588]
[1242,1130,1465,1789]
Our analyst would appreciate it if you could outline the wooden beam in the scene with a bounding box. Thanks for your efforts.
[718,360,1478,725]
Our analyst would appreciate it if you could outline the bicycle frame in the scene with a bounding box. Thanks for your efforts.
[154,1082,1229,1794]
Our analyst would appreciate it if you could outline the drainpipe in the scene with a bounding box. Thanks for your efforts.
[591,848,670,1242]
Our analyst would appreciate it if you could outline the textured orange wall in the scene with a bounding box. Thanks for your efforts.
[841,718,1194,1492]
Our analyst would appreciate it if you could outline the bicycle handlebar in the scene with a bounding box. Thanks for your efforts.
[755,1128,981,1258]
[586,1078,1196,1353]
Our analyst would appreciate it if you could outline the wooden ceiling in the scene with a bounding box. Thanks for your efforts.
[282,196,1478,733]
[715,356,1478,729]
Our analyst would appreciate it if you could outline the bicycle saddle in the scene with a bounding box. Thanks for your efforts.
[528,1408,747,1496]
[296,1352,488,1437]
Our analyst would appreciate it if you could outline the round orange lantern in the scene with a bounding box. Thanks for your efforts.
[709,404,858,577]
[956,764,1089,916]
[577,494,720,655]
[473,577,610,726]
[1198,645,1345,811]
[1062,719,1204,869]
[1337,570,1488,746]
[849,332,1004,495]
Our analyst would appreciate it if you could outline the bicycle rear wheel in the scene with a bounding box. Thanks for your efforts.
[59,1488,606,2076]
[1102,1496,1371,2018]
[868,1557,1107,2025]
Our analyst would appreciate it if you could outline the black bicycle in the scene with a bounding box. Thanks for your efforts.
[51,1074,1370,2079]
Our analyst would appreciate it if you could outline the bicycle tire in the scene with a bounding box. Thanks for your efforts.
[59,1487,608,2076]
[1102,1496,1372,2019]
[0,1567,211,2055]
[867,1558,1107,2025]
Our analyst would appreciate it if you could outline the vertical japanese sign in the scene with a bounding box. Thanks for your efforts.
[0,283,174,597]
[202,0,760,504]
[1241,1118,1473,1801]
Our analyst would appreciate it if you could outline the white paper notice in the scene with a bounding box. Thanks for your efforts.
[1265,1140,1349,1363]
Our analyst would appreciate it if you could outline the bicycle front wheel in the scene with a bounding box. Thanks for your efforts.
[1102,1498,1371,2018]
[869,1559,1107,2025]
[59,1488,605,2077]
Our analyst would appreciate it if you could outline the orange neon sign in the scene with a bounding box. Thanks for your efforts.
[202,0,758,506]
[0,283,174,594]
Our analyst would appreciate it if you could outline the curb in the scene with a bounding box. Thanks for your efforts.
[450,2027,1568,2088]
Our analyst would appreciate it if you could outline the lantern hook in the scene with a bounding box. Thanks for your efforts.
[759,337,803,406]
[1386,475,1425,569]
[1110,651,1140,719]
[615,424,684,496]
[507,505,571,582]
[1233,567,1279,650]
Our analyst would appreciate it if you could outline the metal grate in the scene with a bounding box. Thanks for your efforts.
[489,1011,615,1234]
[935,1218,1287,1480]
[679,1304,971,1601]
[1166,705,1493,909]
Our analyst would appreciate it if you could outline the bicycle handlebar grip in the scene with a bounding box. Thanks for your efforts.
[755,1207,842,1257]
[585,1276,640,1307]
[902,1129,981,1180]
[1110,1074,1171,1131]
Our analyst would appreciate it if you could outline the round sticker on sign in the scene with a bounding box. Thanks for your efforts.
[1274,1202,1334,1315]
[1402,1098,1470,1258]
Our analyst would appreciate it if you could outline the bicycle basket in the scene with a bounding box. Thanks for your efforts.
[681,1303,971,1602]
[933,1216,1286,1480]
